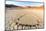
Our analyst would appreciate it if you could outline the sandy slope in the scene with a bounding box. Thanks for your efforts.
[5,6,44,30]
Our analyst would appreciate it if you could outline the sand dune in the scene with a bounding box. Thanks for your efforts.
[5,6,44,30]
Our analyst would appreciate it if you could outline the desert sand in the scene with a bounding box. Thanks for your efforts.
[5,6,44,30]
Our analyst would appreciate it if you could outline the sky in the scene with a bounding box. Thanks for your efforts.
[6,0,43,2]
[16,0,43,2]
[15,2,43,6]
[6,0,44,6]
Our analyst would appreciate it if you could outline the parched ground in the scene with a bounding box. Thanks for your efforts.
[5,6,44,30]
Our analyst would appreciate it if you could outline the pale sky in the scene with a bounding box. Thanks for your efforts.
[16,0,43,2]
[6,0,44,2]
[16,0,44,2]
[6,0,44,7]
[15,2,43,6]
